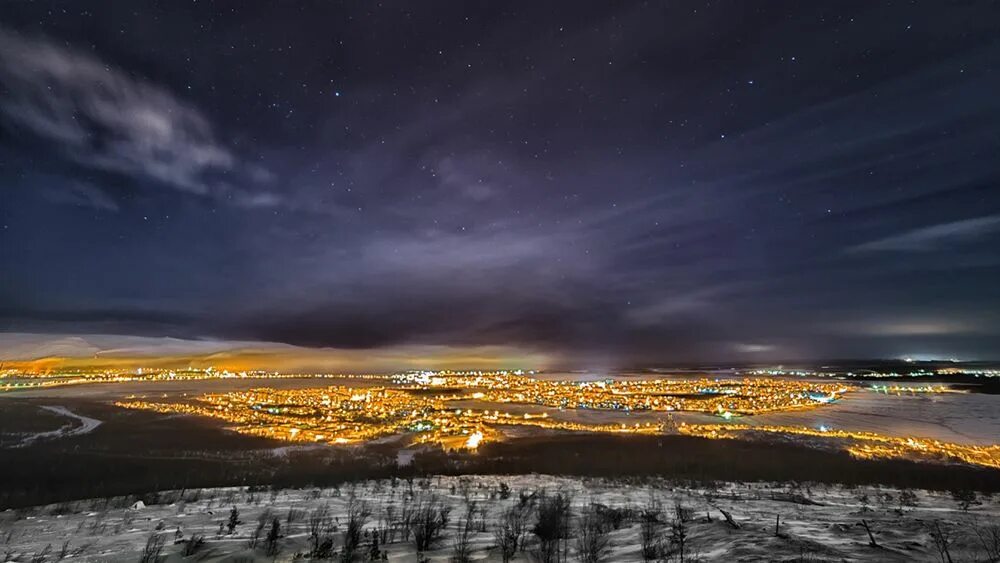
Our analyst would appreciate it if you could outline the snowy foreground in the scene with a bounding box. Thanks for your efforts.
[2,475,998,562]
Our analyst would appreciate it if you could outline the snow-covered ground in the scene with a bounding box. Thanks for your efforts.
[6,405,102,448]
[1,475,997,562]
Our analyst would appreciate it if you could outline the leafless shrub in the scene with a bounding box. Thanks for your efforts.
[591,503,634,532]
[399,500,416,542]
[70,542,95,558]
[928,520,954,563]
[226,505,241,534]
[286,507,306,525]
[180,534,205,556]
[456,477,475,503]
[182,488,202,503]
[308,504,335,558]
[30,544,51,563]
[974,520,1000,563]
[249,509,273,549]
[952,489,980,511]
[138,533,165,563]
[341,497,372,562]
[856,492,871,512]
[264,517,281,557]
[639,499,663,562]
[673,501,693,524]
[576,505,612,563]
[451,501,476,563]
[374,502,396,544]
[662,504,693,563]
[367,530,385,560]
[410,496,451,552]
[476,503,490,533]
[532,492,572,563]
[495,500,531,562]
[494,514,519,562]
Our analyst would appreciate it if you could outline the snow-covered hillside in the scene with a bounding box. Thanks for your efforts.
[1,475,997,562]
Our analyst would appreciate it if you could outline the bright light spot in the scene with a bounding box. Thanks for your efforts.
[465,431,484,449]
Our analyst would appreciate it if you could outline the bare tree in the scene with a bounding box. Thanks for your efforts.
[639,499,662,562]
[400,499,417,542]
[342,497,372,562]
[575,505,612,563]
[532,492,572,563]
[411,496,451,553]
[663,503,691,563]
[308,504,335,558]
[451,501,476,563]
[495,502,531,563]
[975,520,1000,563]
[249,509,273,549]
[264,517,281,557]
[928,520,954,563]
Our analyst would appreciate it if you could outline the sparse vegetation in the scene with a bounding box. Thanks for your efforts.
[639,498,663,562]
[576,504,612,563]
[226,505,241,534]
[307,504,335,558]
[264,517,281,557]
[180,534,204,556]
[928,520,954,563]
[138,532,164,563]
[450,501,476,563]
[410,495,451,552]
[952,489,980,511]
[532,492,572,563]
[0,474,997,561]
[341,496,371,562]
[974,520,1000,562]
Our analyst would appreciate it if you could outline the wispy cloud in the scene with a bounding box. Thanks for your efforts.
[847,214,1000,253]
[435,154,499,202]
[732,343,776,354]
[40,180,120,212]
[834,318,982,337]
[0,27,273,206]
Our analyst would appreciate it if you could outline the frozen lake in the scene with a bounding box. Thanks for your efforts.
[742,388,1000,446]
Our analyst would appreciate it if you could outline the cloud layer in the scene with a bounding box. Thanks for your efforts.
[1,3,999,365]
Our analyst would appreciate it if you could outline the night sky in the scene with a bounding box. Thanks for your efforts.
[1,2,999,369]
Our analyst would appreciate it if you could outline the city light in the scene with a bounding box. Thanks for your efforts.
[114,375,851,451]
